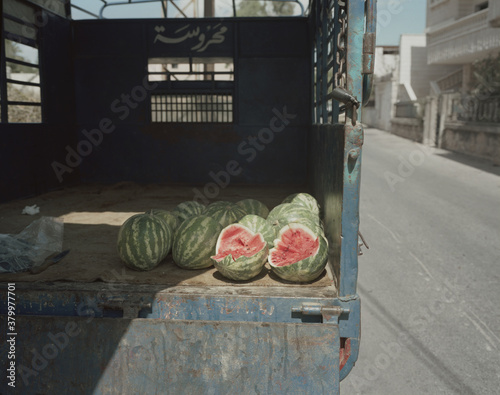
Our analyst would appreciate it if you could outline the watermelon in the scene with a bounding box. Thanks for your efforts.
[282,193,321,215]
[172,215,222,269]
[212,224,268,281]
[236,199,269,219]
[267,203,323,235]
[117,213,172,271]
[238,214,276,248]
[172,201,205,223]
[146,209,180,232]
[202,201,247,228]
[269,223,328,283]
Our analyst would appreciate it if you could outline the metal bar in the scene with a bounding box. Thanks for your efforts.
[7,101,42,106]
[6,78,40,87]
[0,0,7,123]
[5,56,39,68]
[339,0,365,298]
[3,31,37,48]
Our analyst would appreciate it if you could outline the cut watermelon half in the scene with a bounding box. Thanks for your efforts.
[269,223,328,283]
[212,224,268,281]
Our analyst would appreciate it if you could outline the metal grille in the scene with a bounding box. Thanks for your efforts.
[312,0,345,124]
[151,93,233,123]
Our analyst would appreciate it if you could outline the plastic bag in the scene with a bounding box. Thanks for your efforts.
[0,217,64,273]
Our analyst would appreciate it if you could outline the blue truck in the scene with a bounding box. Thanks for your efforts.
[0,0,375,393]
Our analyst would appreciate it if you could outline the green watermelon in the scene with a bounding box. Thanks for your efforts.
[212,224,268,281]
[238,214,276,248]
[269,223,328,283]
[236,199,269,219]
[203,201,247,228]
[117,213,172,271]
[146,209,180,232]
[282,193,321,215]
[172,215,222,269]
[172,201,205,223]
[267,203,323,235]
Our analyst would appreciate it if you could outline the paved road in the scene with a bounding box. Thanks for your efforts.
[340,128,500,395]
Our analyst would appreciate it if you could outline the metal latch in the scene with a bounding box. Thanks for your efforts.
[332,87,360,125]
[292,303,350,323]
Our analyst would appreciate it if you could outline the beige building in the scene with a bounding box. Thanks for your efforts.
[424,0,500,160]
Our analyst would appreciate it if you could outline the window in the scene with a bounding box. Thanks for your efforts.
[475,2,488,12]
[1,1,42,123]
[148,57,234,123]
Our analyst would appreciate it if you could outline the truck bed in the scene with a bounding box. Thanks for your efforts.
[0,183,336,293]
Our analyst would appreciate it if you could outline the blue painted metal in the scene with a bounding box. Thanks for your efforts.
[340,0,365,298]
[0,0,370,391]
[0,316,339,394]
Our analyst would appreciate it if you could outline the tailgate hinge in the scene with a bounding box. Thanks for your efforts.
[292,303,350,324]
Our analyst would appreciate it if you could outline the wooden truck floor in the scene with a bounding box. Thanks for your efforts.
[0,183,337,297]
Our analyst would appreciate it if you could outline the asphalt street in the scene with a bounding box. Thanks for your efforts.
[340,128,500,395]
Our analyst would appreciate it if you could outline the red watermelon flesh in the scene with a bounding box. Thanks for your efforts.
[213,224,266,261]
[270,226,319,267]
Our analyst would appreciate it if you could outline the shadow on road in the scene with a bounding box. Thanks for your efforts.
[434,151,500,176]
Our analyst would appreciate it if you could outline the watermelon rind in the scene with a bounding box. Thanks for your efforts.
[146,209,180,232]
[269,223,328,283]
[212,224,268,281]
[267,203,323,235]
[117,213,172,271]
[172,215,222,269]
[172,201,205,224]
[238,214,277,248]
[282,193,321,215]
[236,199,269,219]
[203,202,247,228]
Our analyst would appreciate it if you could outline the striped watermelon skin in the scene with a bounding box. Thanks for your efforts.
[172,201,205,223]
[238,214,277,248]
[269,223,328,283]
[282,193,321,215]
[117,213,172,271]
[203,202,247,228]
[236,199,269,219]
[267,203,323,235]
[212,224,268,281]
[146,209,180,232]
[172,215,223,269]
[213,247,268,281]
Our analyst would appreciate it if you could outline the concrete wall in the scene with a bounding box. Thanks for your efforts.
[390,118,424,142]
[441,121,500,162]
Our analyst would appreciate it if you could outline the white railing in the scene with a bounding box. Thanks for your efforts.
[427,9,500,64]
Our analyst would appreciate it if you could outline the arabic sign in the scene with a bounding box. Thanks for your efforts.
[153,23,231,54]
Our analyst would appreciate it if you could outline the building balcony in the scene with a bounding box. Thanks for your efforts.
[427,8,500,65]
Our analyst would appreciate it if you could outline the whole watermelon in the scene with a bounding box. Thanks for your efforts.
[267,203,323,235]
[172,201,205,224]
[172,215,222,269]
[117,213,172,271]
[269,222,328,283]
[202,201,247,228]
[146,209,180,232]
[282,193,321,215]
[236,199,269,219]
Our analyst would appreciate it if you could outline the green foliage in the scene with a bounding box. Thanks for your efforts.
[470,52,500,97]
[237,0,296,17]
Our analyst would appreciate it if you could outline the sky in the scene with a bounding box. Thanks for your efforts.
[15,0,426,61]
[71,0,428,45]
[375,0,427,45]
